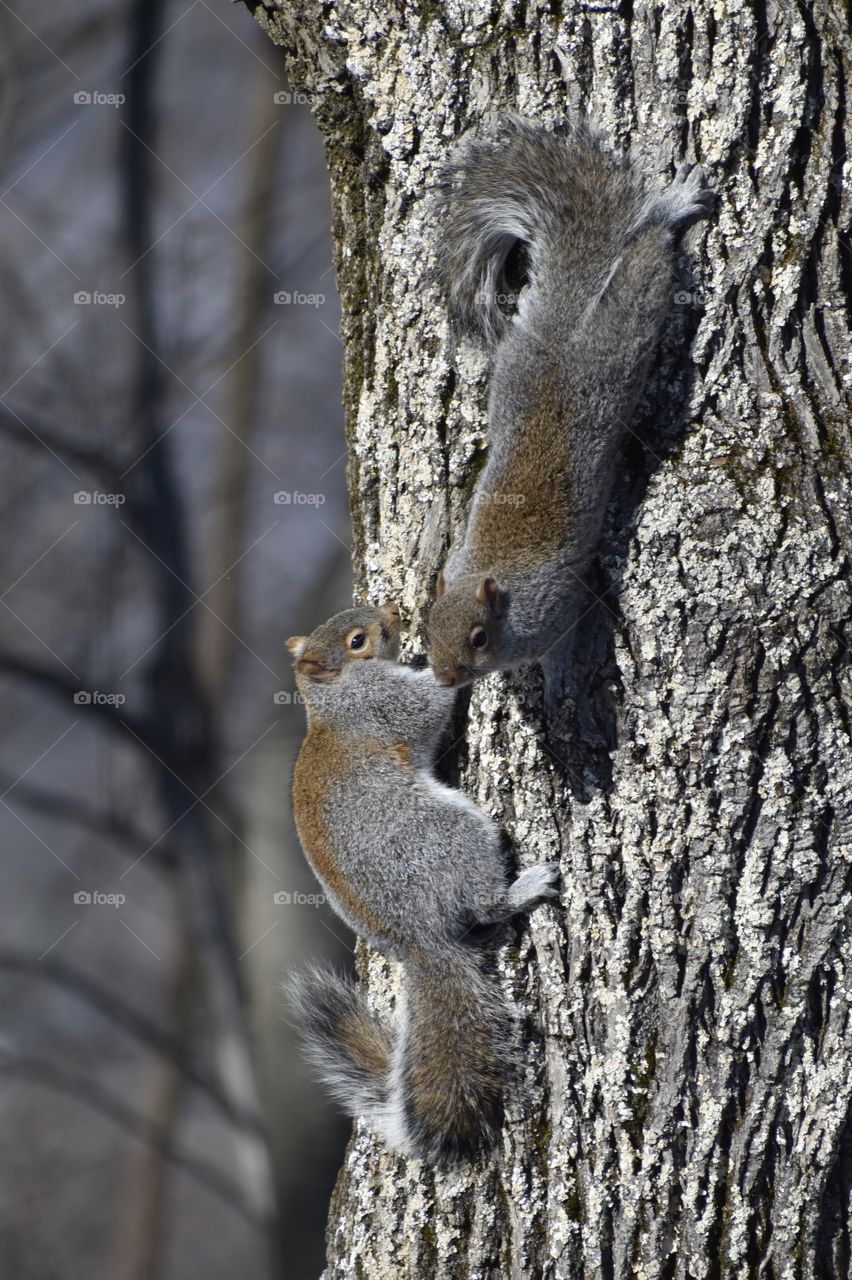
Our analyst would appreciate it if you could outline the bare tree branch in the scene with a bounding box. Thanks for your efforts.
[0,777,172,867]
[0,949,261,1128]
[0,1052,264,1225]
[0,404,123,482]
[0,653,151,741]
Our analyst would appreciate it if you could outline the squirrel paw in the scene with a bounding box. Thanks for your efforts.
[508,861,562,913]
[659,162,714,231]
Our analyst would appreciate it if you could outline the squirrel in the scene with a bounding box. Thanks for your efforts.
[425,117,714,687]
[284,605,560,1164]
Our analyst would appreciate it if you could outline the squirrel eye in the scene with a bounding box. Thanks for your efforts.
[470,626,489,650]
[348,631,367,651]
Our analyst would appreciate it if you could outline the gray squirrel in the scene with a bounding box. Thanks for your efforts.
[426,117,714,686]
[285,606,560,1164]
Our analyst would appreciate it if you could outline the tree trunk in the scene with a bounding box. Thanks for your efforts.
[251,3,852,1276]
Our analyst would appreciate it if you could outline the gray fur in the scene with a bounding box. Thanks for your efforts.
[287,964,390,1115]
[290,658,560,1163]
[428,119,714,685]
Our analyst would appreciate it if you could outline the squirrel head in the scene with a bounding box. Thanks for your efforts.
[286,603,401,684]
[426,573,506,687]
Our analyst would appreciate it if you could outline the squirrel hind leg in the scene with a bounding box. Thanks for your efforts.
[654,162,715,233]
[475,862,562,926]
[505,862,562,915]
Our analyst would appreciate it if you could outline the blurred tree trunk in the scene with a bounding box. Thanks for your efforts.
[252,3,851,1276]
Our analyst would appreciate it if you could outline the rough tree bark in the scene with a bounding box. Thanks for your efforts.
[251,3,851,1276]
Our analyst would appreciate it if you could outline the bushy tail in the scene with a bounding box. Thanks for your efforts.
[287,964,393,1120]
[435,115,709,347]
[288,949,510,1166]
[400,947,509,1165]
[434,116,636,345]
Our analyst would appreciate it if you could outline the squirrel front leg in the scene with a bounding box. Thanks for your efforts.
[361,663,458,745]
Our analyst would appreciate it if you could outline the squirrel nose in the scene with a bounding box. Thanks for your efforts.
[435,672,456,687]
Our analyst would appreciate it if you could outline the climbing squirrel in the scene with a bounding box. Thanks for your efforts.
[284,605,560,1164]
[426,117,714,686]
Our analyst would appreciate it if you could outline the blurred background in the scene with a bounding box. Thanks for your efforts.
[0,2,356,1276]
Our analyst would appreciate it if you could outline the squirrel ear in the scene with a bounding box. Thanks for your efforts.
[476,577,503,617]
[436,571,446,598]
[286,636,307,660]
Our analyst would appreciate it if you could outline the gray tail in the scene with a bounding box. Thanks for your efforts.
[289,952,512,1166]
[434,115,643,345]
[399,947,510,1166]
[287,964,392,1120]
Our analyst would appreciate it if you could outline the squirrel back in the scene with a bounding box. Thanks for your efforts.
[427,118,713,686]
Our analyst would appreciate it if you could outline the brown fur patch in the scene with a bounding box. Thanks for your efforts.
[467,376,575,571]
[406,959,502,1141]
[339,1011,392,1079]
[390,741,411,767]
[365,620,389,657]
[295,651,340,682]
[292,725,408,946]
